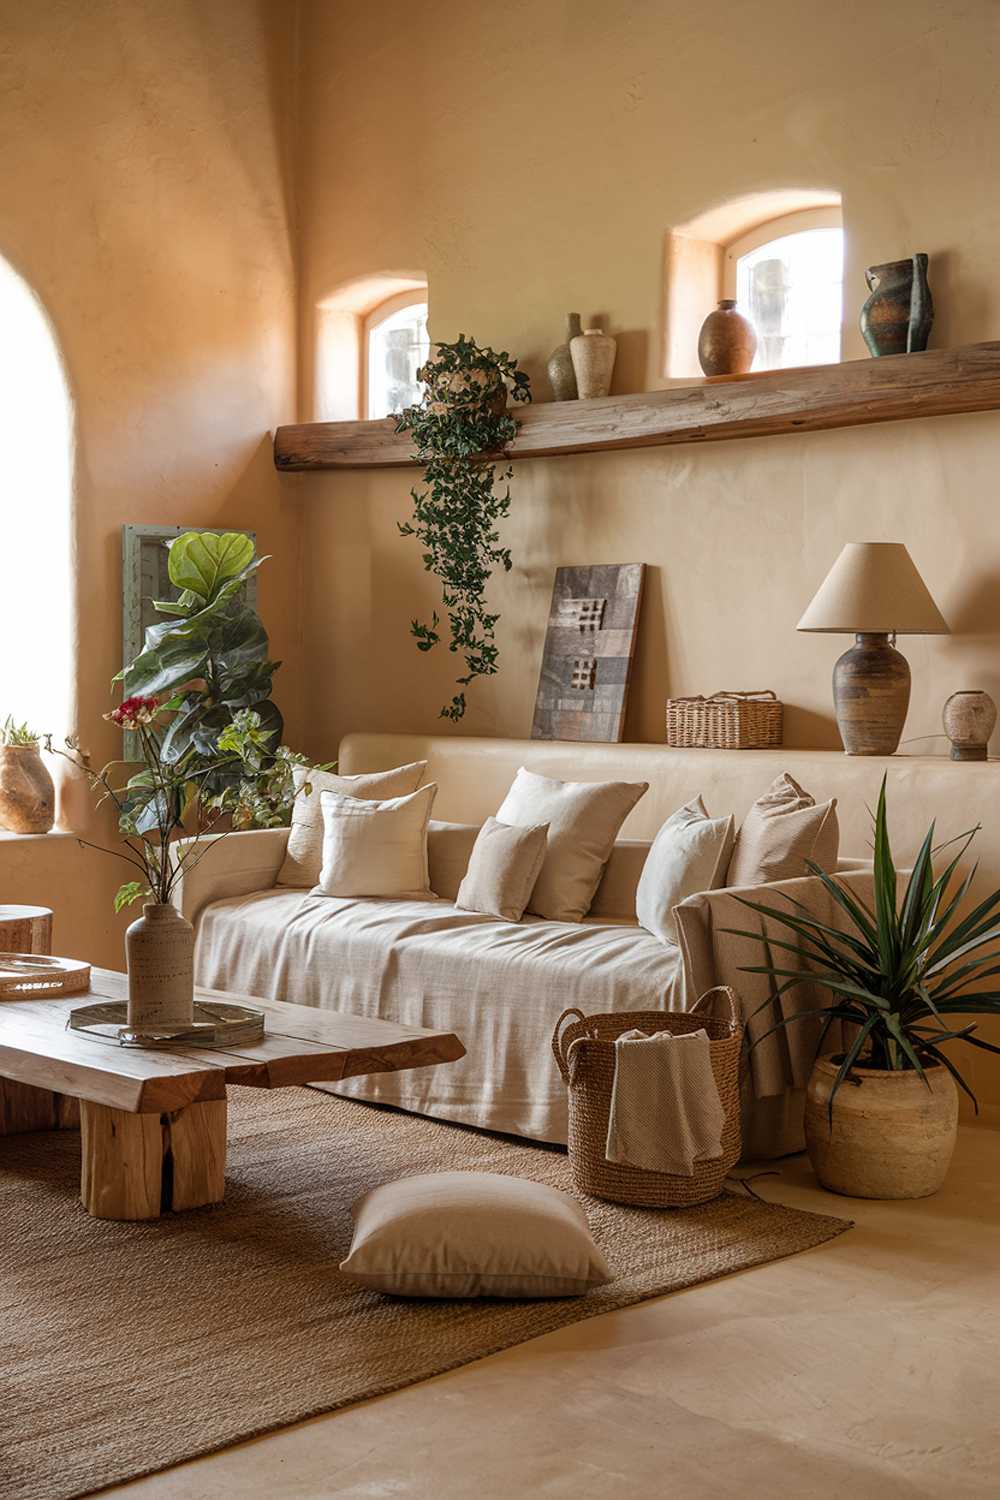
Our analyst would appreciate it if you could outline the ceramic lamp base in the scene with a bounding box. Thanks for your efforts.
[833,632,911,756]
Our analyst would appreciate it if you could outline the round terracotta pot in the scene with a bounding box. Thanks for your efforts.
[697,299,757,376]
[0,744,56,833]
[806,1055,958,1200]
[125,902,195,1029]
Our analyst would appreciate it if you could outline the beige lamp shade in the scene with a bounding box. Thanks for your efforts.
[797,542,949,635]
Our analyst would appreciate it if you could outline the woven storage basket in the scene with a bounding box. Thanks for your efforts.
[665,690,783,749]
[551,988,743,1207]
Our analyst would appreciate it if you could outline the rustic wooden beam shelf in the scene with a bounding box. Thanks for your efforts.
[273,341,1000,472]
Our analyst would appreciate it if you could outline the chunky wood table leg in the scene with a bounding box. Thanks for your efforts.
[0,1077,79,1134]
[80,1097,228,1220]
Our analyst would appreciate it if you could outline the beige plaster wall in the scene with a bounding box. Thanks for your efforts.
[0,0,299,966]
[293,0,1000,766]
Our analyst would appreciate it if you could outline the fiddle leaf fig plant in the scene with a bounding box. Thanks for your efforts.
[395,334,531,722]
[117,531,282,801]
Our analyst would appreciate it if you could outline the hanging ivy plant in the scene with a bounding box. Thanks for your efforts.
[395,334,531,722]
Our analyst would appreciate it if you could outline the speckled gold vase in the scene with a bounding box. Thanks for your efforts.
[0,744,55,833]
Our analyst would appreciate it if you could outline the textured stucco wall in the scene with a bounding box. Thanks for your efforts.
[0,0,299,965]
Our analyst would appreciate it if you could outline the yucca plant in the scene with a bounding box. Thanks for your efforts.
[728,775,1000,1119]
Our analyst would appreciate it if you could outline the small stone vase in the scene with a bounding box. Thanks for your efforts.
[942,690,997,761]
[547,313,582,401]
[860,253,933,357]
[697,299,757,376]
[0,744,56,833]
[570,327,616,399]
[125,902,195,1029]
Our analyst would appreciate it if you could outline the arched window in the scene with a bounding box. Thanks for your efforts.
[725,208,843,371]
[364,295,429,419]
[0,256,73,738]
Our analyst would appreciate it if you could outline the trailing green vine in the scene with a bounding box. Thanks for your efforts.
[395,334,530,721]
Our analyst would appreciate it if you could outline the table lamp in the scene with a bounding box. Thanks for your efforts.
[797,542,949,755]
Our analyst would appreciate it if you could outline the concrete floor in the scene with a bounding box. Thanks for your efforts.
[110,1126,999,1499]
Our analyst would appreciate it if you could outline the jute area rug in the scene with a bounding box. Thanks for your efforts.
[3,1085,849,1500]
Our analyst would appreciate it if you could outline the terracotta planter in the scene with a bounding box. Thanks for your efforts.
[125,902,195,1029]
[570,328,617,399]
[547,312,582,401]
[806,1055,958,1199]
[942,690,997,761]
[697,299,757,376]
[0,744,55,834]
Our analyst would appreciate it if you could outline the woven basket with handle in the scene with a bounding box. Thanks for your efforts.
[551,988,743,1207]
[665,690,783,749]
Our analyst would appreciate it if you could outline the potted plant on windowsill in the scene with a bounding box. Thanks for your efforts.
[729,777,1000,1199]
[0,716,55,834]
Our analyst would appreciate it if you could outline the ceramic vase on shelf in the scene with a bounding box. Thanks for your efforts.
[860,253,933,357]
[570,327,616,399]
[547,312,582,401]
[125,903,195,1030]
[942,690,997,761]
[697,299,757,376]
[0,743,55,833]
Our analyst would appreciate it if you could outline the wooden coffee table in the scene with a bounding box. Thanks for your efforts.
[0,968,465,1221]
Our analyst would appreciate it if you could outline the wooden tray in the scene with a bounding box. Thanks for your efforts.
[0,955,92,999]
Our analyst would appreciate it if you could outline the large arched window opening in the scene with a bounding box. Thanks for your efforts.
[724,207,843,371]
[312,272,428,422]
[0,256,73,739]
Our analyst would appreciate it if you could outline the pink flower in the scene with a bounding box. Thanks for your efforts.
[106,695,161,728]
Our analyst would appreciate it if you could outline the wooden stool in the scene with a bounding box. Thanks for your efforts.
[0,904,53,955]
[0,904,79,1133]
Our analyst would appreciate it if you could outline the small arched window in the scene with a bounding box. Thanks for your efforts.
[0,255,73,738]
[364,295,429,419]
[725,208,843,371]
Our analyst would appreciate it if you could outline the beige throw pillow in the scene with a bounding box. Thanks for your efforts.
[339,1171,611,1298]
[636,796,736,945]
[314,783,437,899]
[726,772,839,887]
[278,761,426,887]
[495,768,648,922]
[456,817,549,922]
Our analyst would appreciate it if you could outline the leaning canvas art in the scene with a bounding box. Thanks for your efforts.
[531,563,646,742]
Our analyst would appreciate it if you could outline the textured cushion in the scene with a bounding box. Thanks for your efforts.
[338,1171,611,1298]
[315,783,437,898]
[636,797,736,945]
[456,817,549,922]
[278,761,427,887]
[427,821,481,901]
[495,768,648,922]
[726,773,839,887]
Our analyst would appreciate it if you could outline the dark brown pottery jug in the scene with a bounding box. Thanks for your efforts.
[860,253,933,357]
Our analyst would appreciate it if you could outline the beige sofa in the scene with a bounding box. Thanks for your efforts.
[173,733,918,1159]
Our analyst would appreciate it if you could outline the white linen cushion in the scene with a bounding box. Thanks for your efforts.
[315,783,437,898]
[727,772,839,887]
[636,796,736,945]
[456,817,549,922]
[495,768,648,922]
[278,760,427,887]
[338,1171,611,1298]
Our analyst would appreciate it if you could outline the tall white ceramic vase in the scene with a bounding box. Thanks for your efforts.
[570,327,617,399]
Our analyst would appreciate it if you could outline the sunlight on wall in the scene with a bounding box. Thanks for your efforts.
[0,256,73,738]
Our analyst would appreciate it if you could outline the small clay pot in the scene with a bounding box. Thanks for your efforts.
[0,744,55,833]
[547,313,582,401]
[697,299,757,376]
[806,1055,958,1199]
[570,328,617,399]
[942,690,997,761]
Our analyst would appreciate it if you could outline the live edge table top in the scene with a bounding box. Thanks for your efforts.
[0,968,466,1115]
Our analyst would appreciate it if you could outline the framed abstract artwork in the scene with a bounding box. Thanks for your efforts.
[531,563,646,742]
